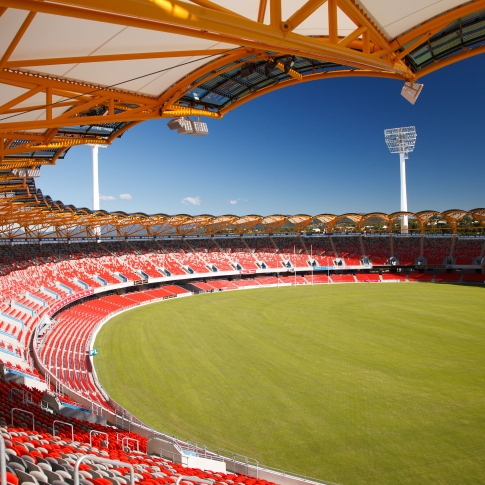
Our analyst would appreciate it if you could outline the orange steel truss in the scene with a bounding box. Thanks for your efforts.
[0,196,483,239]
[0,0,484,164]
[0,0,484,234]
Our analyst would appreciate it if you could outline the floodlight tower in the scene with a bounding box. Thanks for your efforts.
[384,126,417,234]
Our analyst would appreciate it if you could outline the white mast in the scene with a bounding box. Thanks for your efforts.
[88,144,107,211]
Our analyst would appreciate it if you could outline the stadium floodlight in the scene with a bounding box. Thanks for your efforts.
[384,126,417,234]
[190,120,209,136]
[401,81,423,105]
[166,117,208,136]
[11,168,40,178]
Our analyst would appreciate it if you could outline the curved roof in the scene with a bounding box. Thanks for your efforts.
[0,0,485,226]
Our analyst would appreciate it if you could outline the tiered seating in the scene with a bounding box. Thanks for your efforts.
[434,273,462,283]
[332,237,362,266]
[362,236,390,265]
[162,285,190,295]
[453,238,484,264]
[209,279,238,290]
[232,279,261,288]
[170,249,209,274]
[462,273,485,283]
[330,274,355,283]
[123,252,164,278]
[381,273,407,281]
[122,292,156,304]
[355,273,380,282]
[254,276,281,285]
[408,273,433,282]
[143,250,186,276]
[310,274,331,284]
[278,275,308,284]
[144,287,177,299]
[244,238,283,269]
[273,236,310,268]
[308,237,335,266]
[422,238,452,265]
[393,237,420,265]
[191,282,214,292]
[215,238,256,270]
[185,240,234,271]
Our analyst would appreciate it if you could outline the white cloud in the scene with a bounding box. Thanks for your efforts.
[100,195,116,201]
[119,193,132,200]
[181,196,201,206]
[230,200,238,205]
[229,198,247,205]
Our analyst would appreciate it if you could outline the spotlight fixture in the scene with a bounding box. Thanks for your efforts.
[283,55,296,73]
[11,168,40,178]
[264,59,277,77]
[192,92,200,101]
[166,117,208,136]
[190,120,209,136]
[240,62,256,78]
[401,81,423,105]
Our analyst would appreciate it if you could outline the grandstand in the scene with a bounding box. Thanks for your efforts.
[0,235,482,434]
[0,1,485,484]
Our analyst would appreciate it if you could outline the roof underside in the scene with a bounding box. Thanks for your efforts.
[0,0,484,232]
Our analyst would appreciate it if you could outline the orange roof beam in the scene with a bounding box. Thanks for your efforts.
[4,49,231,69]
[0,10,36,70]
[257,0,267,23]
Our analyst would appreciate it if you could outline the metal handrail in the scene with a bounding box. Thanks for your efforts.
[121,437,139,452]
[9,388,32,403]
[89,430,108,447]
[11,408,34,431]
[1,434,6,485]
[216,448,259,478]
[74,455,133,485]
[53,420,74,442]
[185,440,207,458]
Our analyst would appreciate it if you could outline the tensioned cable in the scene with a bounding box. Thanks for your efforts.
[0,47,241,123]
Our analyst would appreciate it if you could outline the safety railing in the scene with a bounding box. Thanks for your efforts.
[9,388,33,404]
[74,455,134,485]
[53,420,74,442]
[121,437,139,452]
[185,440,208,458]
[89,430,108,447]
[11,408,34,431]
[217,448,259,478]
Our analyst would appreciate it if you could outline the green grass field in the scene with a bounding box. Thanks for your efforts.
[94,284,485,485]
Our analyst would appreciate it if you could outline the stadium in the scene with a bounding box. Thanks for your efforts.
[0,2,484,485]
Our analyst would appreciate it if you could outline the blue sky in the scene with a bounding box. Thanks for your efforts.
[39,55,485,216]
